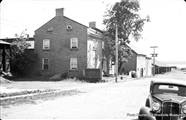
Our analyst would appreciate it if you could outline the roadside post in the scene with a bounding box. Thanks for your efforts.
[150,46,158,76]
[115,25,118,83]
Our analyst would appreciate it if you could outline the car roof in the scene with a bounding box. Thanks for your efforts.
[151,79,186,86]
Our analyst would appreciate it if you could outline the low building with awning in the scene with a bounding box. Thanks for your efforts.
[0,40,11,73]
[153,60,172,74]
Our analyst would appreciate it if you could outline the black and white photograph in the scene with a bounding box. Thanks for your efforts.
[0,0,186,119]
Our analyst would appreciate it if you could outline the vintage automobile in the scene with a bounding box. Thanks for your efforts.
[139,79,186,120]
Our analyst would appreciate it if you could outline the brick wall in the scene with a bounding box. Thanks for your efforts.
[121,50,137,75]
[34,15,87,78]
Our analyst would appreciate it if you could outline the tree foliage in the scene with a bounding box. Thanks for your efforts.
[11,30,30,56]
[103,0,149,73]
[10,30,38,76]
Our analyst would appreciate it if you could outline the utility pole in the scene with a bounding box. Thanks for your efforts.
[150,46,158,76]
[115,24,118,82]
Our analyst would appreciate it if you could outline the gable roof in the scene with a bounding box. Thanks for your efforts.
[35,14,103,35]
[127,44,146,57]
[64,16,88,28]
[87,28,103,39]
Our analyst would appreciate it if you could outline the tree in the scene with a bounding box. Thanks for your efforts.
[11,29,30,56]
[10,30,38,77]
[103,0,149,74]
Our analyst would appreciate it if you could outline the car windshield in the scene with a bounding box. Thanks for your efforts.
[152,84,186,97]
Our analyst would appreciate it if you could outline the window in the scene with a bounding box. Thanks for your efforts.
[70,38,78,49]
[153,84,186,97]
[47,27,54,32]
[70,58,77,70]
[43,39,50,50]
[66,25,72,31]
[42,58,49,70]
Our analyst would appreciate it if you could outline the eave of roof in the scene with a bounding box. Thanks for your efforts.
[0,40,11,45]
[0,38,34,41]
[137,54,146,57]
[91,27,103,33]
[126,44,146,57]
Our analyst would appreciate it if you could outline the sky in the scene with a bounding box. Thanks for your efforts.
[0,0,186,65]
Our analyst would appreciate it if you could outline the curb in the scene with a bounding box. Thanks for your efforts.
[0,89,82,106]
[0,89,58,102]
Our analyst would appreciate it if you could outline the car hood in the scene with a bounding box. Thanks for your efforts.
[153,94,186,103]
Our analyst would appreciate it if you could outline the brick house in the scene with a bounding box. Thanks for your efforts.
[34,8,104,79]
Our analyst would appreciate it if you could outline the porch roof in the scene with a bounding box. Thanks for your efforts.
[0,40,11,49]
[0,40,11,45]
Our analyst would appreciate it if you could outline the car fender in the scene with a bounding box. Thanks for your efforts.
[138,107,156,120]
[146,98,150,107]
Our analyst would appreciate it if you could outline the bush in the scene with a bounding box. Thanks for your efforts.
[10,50,38,77]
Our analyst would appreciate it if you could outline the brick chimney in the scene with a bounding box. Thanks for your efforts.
[56,8,64,16]
[89,21,96,28]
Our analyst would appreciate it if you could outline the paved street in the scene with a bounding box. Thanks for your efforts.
[1,70,186,119]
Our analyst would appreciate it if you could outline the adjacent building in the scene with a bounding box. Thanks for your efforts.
[121,45,153,78]
[145,57,152,77]
[154,61,172,74]
[87,22,104,69]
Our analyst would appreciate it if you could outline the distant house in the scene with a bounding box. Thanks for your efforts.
[121,45,152,78]
[34,8,104,79]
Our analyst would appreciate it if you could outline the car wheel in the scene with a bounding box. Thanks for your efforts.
[138,108,145,120]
